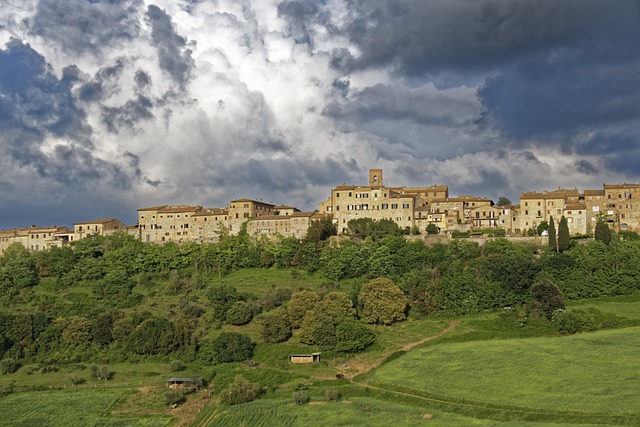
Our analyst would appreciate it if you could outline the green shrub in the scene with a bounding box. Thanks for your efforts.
[293,390,310,405]
[0,358,19,374]
[165,390,185,406]
[220,375,262,405]
[226,301,253,325]
[553,310,596,334]
[325,388,341,401]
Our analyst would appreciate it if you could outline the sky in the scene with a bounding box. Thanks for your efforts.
[1,0,640,228]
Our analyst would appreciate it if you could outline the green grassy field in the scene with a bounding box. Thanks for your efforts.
[0,389,172,427]
[196,396,615,427]
[370,326,640,417]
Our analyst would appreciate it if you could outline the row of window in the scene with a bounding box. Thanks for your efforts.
[336,203,411,211]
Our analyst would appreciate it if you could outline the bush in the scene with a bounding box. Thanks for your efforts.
[553,310,596,334]
[325,388,341,401]
[91,365,114,380]
[527,279,565,320]
[220,375,262,405]
[226,301,253,325]
[171,360,187,372]
[165,390,185,406]
[293,390,311,405]
[358,278,407,325]
[334,318,376,353]
[0,358,19,374]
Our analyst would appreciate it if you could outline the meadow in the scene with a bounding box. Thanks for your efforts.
[0,389,172,427]
[369,326,640,422]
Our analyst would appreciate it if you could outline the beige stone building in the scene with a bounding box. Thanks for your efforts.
[246,212,327,239]
[137,205,202,243]
[227,199,276,235]
[73,218,128,241]
[321,169,446,234]
[0,225,73,255]
[191,208,229,242]
[604,184,640,231]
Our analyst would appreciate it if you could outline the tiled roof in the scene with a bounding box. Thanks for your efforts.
[159,206,201,214]
[74,218,120,225]
[137,205,168,211]
[192,208,227,216]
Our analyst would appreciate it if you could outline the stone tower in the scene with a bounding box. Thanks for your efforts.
[369,169,383,187]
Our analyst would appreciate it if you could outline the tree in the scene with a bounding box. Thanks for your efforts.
[92,312,115,346]
[334,318,376,353]
[425,223,439,234]
[0,243,39,291]
[557,216,571,253]
[548,216,557,252]
[496,197,512,206]
[206,284,241,322]
[347,218,402,241]
[287,290,320,328]
[594,219,611,245]
[527,279,565,320]
[304,216,336,242]
[358,278,407,325]
[320,291,356,319]
[199,332,255,364]
[259,308,292,343]
[300,309,337,349]
[536,221,549,236]
[226,301,253,325]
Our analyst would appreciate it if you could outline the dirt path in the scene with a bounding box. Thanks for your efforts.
[343,319,460,379]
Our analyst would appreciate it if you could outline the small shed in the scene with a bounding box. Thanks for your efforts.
[289,352,321,364]
[166,377,195,389]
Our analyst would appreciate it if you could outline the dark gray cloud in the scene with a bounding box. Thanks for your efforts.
[146,4,194,88]
[0,39,91,152]
[28,0,142,55]
[0,39,138,189]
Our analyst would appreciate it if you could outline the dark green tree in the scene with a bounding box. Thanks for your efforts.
[304,215,336,242]
[0,243,39,291]
[358,278,407,325]
[594,219,611,245]
[320,291,356,319]
[496,197,512,206]
[527,279,565,320]
[300,308,337,349]
[536,220,549,236]
[334,318,376,353]
[226,301,253,325]
[287,290,320,328]
[548,216,557,252]
[259,308,292,343]
[199,332,255,364]
[557,216,571,253]
[425,223,439,234]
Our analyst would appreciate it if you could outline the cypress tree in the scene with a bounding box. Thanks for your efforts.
[594,218,611,245]
[548,216,557,252]
[557,216,570,252]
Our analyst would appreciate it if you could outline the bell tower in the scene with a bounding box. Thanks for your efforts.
[369,169,383,187]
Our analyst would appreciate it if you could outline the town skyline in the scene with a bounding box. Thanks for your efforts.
[2,1,640,229]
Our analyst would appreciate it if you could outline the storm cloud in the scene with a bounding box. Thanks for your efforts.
[0,0,639,228]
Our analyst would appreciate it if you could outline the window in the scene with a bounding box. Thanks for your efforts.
[244,213,249,218]
[336,193,340,197]
[362,204,368,210]
[402,203,409,209]
[336,206,340,211]
[348,192,352,197]
[382,203,389,209]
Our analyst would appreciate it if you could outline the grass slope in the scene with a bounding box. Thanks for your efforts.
[0,389,172,427]
[370,326,640,416]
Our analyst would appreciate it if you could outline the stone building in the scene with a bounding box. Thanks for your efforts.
[0,225,73,254]
[246,212,326,239]
[226,199,276,235]
[73,218,128,241]
[321,169,447,234]
[137,205,202,243]
[604,184,640,231]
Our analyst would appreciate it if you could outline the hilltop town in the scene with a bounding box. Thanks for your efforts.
[2,168,639,254]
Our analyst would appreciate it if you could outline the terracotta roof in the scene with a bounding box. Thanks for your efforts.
[584,189,605,195]
[137,205,168,211]
[520,192,546,199]
[565,203,586,210]
[604,183,640,189]
[290,212,315,218]
[192,208,227,216]
[229,199,276,207]
[158,206,201,214]
[74,218,121,225]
